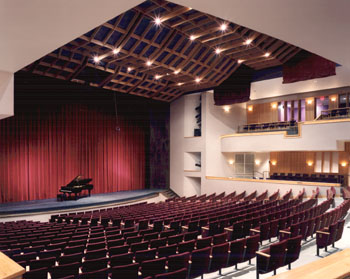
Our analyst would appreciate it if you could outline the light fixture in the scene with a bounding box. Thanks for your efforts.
[271,102,278,109]
[195,77,201,83]
[271,160,277,166]
[228,159,234,165]
[113,48,119,54]
[307,161,313,167]
[215,48,222,54]
[247,105,253,112]
[174,69,180,75]
[331,97,337,102]
[93,56,100,63]
[223,106,230,112]
[190,35,196,41]
[154,17,162,25]
[127,67,132,72]
[155,74,161,80]
[177,82,184,86]
[255,159,261,166]
[341,161,348,167]
[146,60,152,66]
[244,38,253,45]
[220,23,227,31]
[264,52,270,57]
[307,98,313,105]
[237,59,244,64]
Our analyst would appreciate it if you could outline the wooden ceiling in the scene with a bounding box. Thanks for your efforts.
[22,0,301,102]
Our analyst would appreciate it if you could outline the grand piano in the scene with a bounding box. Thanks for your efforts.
[59,175,94,200]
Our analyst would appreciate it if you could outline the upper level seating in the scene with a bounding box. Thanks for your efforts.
[239,120,298,134]
[1,190,348,279]
[318,107,350,120]
[269,172,344,184]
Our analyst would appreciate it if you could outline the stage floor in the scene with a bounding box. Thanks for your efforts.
[0,189,163,216]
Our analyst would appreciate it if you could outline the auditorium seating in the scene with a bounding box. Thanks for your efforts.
[240,120,297,134]
[1,191,349,279]
[269,172,344,184]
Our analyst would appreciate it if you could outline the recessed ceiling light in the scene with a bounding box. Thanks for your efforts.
[190,35,196,41]
[127,67,132,72]
[113,49,119,54]
[195,77,201,83]
[146,60,152,66]
[215,48,222,54]
[155,74,161,80]
[177,82,184,86]
[264,52,270,57]
[154,17,162,25]
[237,59,244,64]
[244,38,253,45]
[93,56,100,63]
[174,70,180,75]
[220,23,227,31]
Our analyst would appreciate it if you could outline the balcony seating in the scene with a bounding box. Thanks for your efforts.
[240,120,297,134]
[269,172,344,184]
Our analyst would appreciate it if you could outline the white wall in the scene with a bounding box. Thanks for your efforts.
[170,97,185,196]
[251,66,350,100]
[204,92,246,178]
[222,121,350,153]
[0,71,13,120]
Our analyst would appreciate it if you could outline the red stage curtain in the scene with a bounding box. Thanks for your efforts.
[283,52,336,84]
[0,104,145,203]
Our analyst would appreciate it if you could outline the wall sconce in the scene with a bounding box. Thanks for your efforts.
[341,161,348,167]
[247,105,253,112]
[271,160,277,166]
[223,106,230,112]
[228,160,234,165]
[271,102,277,109]
[331,97,337,102]
[307,161,313,167]
[307,98,313,105]
[255,159,261,165]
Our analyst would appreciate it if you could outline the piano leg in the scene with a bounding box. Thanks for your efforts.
[75,193,78,200]
[88,189,91,196]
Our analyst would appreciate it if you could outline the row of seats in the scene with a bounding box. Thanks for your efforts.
[240,120,297,133]
[1,189,348,279]
[269,173,344,184]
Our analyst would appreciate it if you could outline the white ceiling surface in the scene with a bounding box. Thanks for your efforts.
[0,0,142,73]
[173,0,350,68]
[1,0,350,74]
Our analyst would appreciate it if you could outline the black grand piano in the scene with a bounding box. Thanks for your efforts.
[59,175,94,200]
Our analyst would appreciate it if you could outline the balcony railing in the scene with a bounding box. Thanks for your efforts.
[318,107,350,120]
[238,120,298,135]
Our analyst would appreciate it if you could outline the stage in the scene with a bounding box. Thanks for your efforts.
[0,189,163,217]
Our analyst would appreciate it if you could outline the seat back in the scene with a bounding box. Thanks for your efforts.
[209,242,229,272]
[189,247,211,278]
[154,267,187,279]
[110,252,133,267]
[111,262,139,279]
[285,235,302,266]
[335,219,345,243]
[141,257,167,278]
[269,240,288,271]
[167,252,190,272]
[243,234,260,262]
